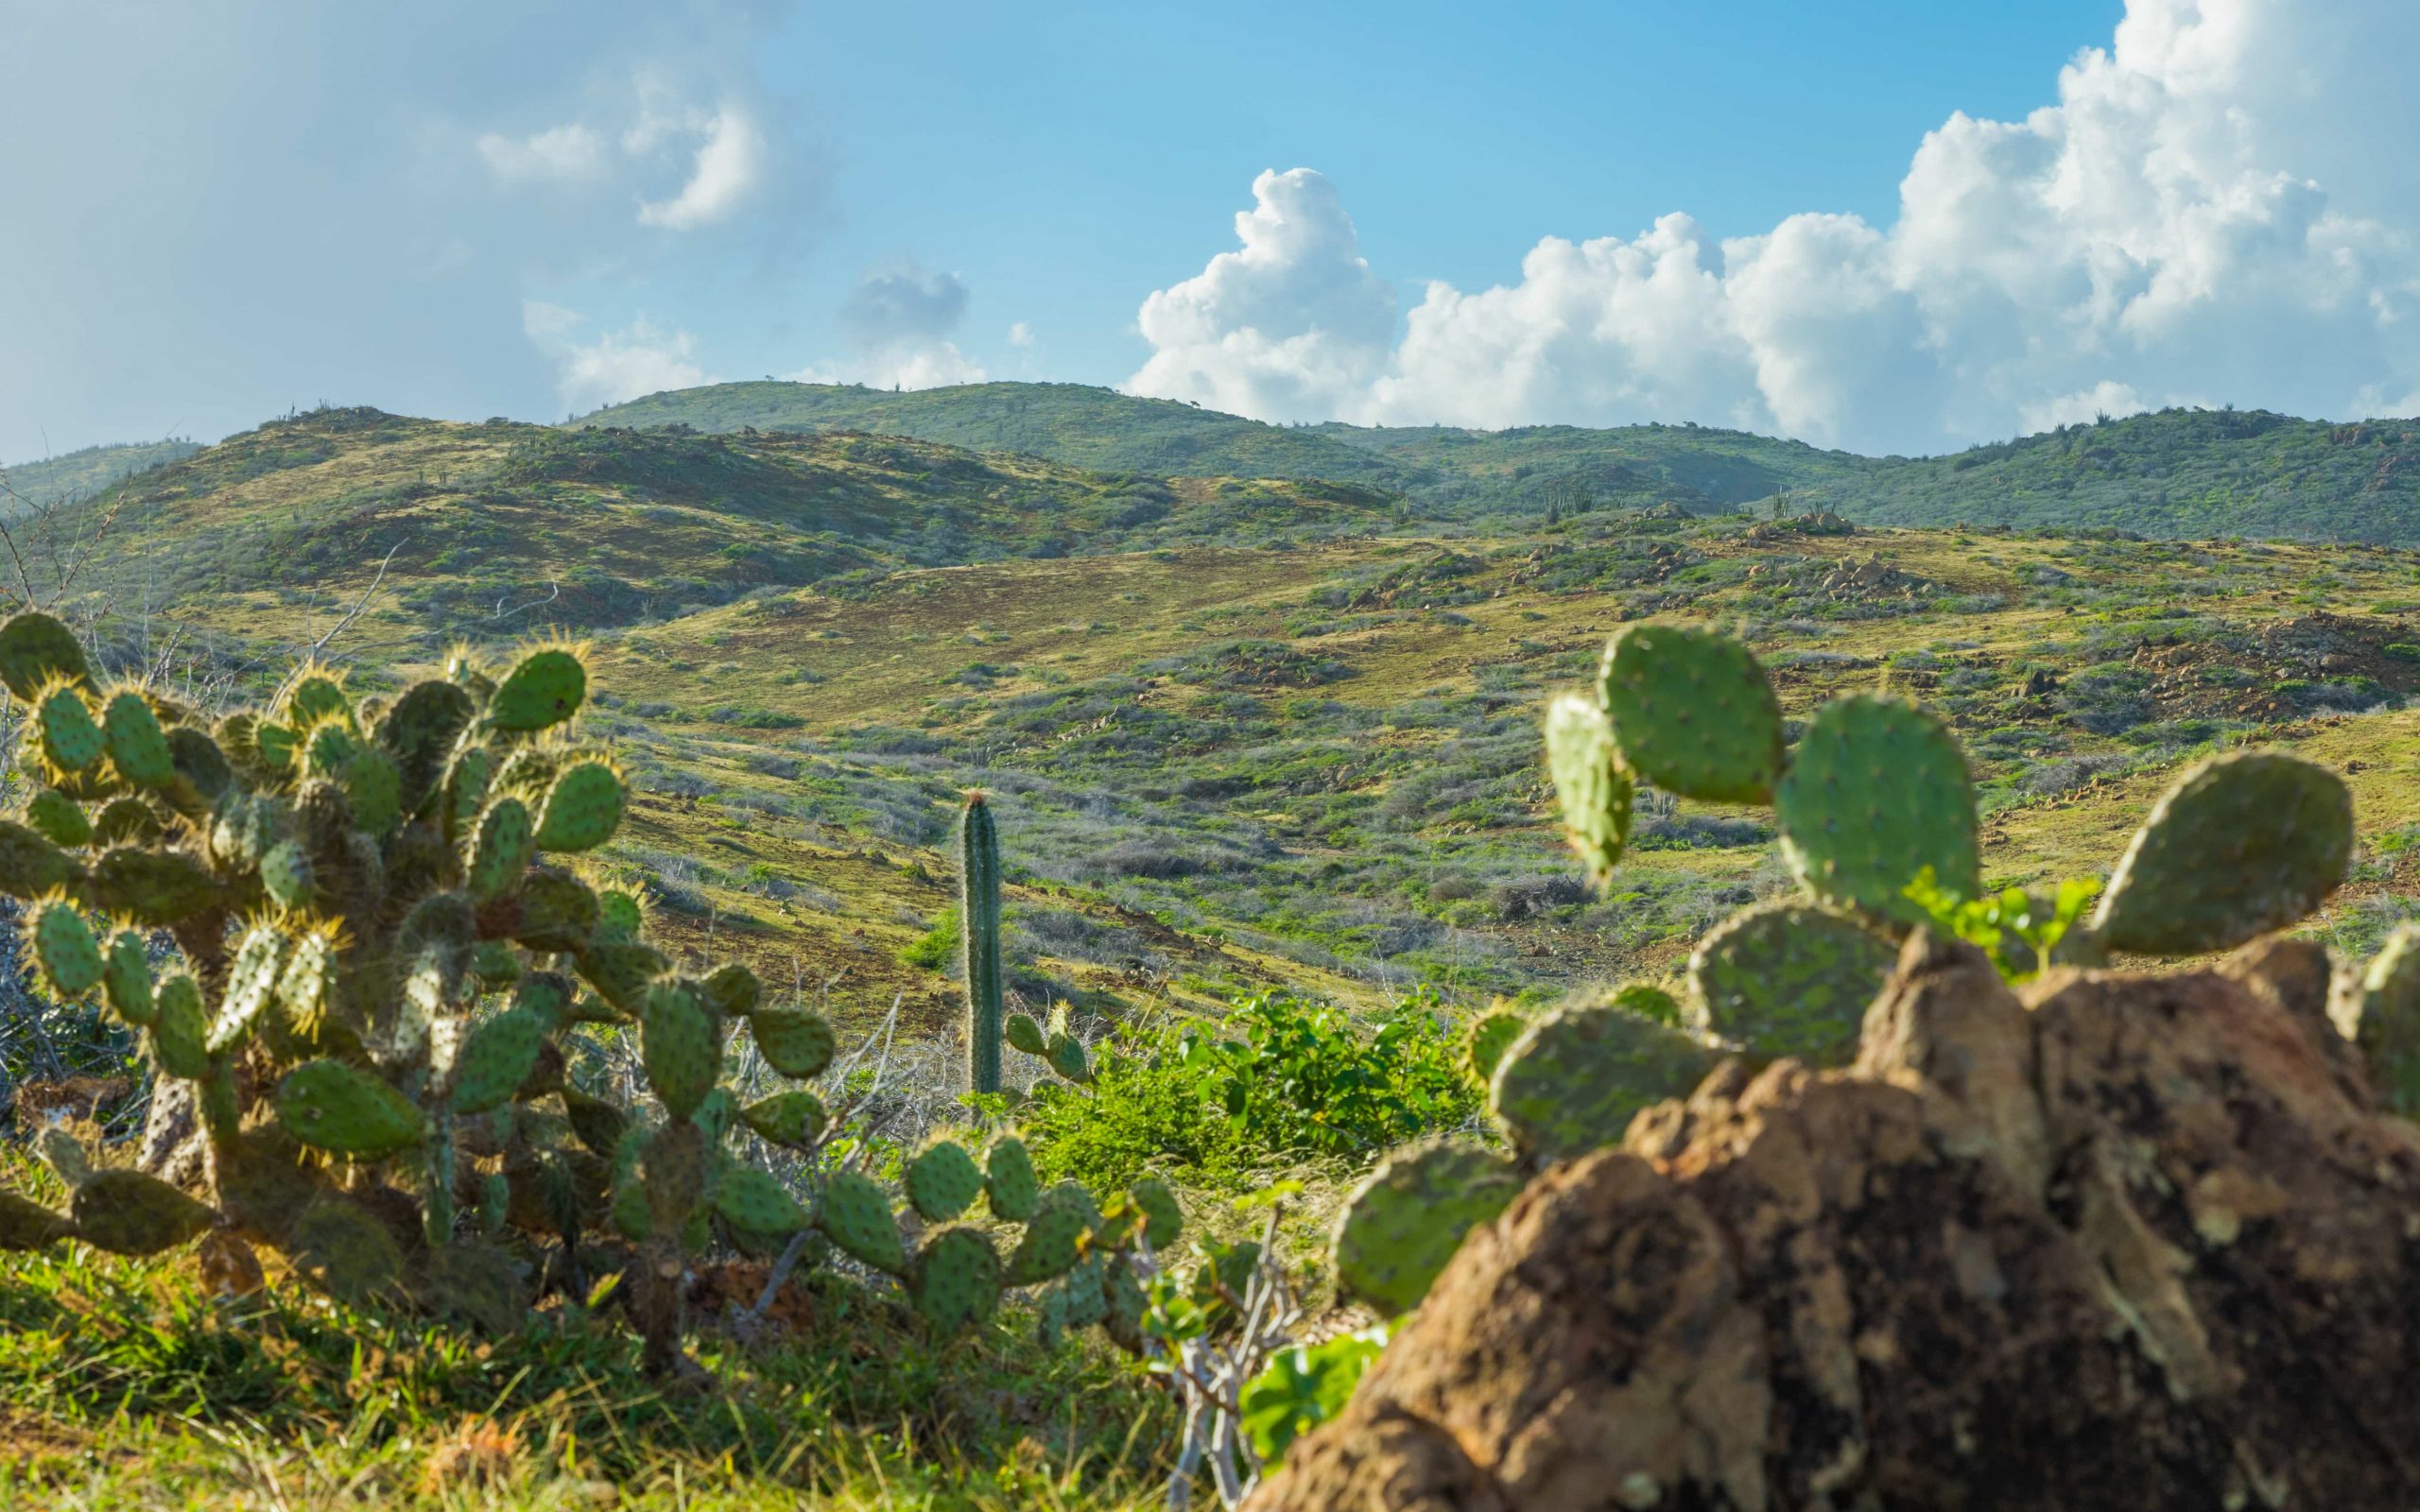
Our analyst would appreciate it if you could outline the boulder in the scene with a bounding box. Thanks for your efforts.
[1250,933,2420,1511]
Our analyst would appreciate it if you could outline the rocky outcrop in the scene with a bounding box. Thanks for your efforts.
[1250,933,2420,1511]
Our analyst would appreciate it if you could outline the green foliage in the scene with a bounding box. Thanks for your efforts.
[1903,870,2102,983]
[1239,1323,1392,1467]
[1020,991,1478,1193]
[897,905,960,970]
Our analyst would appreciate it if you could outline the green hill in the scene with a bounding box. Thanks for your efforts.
[80,405,1393,638]
[0,437,200,507]
[580,383,2420,544]
[575,380,1415,490]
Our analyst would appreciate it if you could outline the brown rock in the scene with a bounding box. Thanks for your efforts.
[1251,936,2420,1511]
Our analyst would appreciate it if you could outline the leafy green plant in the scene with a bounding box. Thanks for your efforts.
[1903,869,2102,982]
[1239,1324,1392,1466]
[1017,991,1478,1193]
[897,905,959,970]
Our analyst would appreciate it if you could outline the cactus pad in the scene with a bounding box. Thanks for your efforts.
[273,1059,424,1157]
[1489,1003,1716,1165]
[1685,901,1896,1067]
[739,1090,828,1148]
[149,974,212,1078]
[984,1134,1039,1222]
[101,691,176,789]
[261,839,314,910]
[345,748,403,837]
[1008,1191,1091,1285]
[1005,1012,1046,1057]
[465,797,536,902]
[516,869,599,953]
[818,1170,907,1274]
[1046,1032,1093,1085]
[452,1006,546,1115]
[904,1141,985,1222]
[1598,623,1784,804]
[289,1199,406,1302]
[87,846,222,925]
[0,612,91,700]
[2092,750,2353,955]
[36,685,105,776]
[2340,922,2420,1115]
[29,900,103,997]
[207,925,286,1056]
[640,982,719,1121]
[577,939,666,1016]
[749,1006,837,1079]
[1126,1177,1182,1248]
[0,820,78,898]
[1776,693,1979,924]
[534,761,624,851]
[1332,1140,1525,1316]
[26,789,90,849]
[1462,1010,1526,1086]
[1610,981,1684,1026]
[0,1191,73,1251]
[909,1226,1002,1333]
[70,1170,216,1256]
[1543,692,1633,887]
[700,962,761,1021]
[102,930,155,1026]
[715,1167,811,1237]
[489,648,587,731]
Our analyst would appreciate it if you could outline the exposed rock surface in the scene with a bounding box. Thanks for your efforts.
[1250,932,2420,1511]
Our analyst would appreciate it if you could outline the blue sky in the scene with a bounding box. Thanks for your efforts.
[8,0,2416,462]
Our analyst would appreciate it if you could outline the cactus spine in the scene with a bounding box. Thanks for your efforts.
[958,792,1005,1095]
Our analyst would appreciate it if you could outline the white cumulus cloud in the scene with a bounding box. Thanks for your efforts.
[524,301,710,412]
[1130,0,2420,455]
[636,103,765,231]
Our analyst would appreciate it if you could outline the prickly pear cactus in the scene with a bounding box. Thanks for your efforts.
[1331,1140,1524,1317]
[1488,1003,1715,1166]
[1685,901,1896,1067]
[2092,750,2352,955]
[1596,622,1784,804]
[0,615,851,1375]
[1775,693,1979,925]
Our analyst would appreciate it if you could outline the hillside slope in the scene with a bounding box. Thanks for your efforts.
[580,382,2420,544]
[73,405,1392,638]
[0,438,200,507]
[575,381,1415,490]
[33,400,2420,1026]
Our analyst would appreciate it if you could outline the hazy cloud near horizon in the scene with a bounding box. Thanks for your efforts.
[1130,0,2420,455]
[0,0,814,458]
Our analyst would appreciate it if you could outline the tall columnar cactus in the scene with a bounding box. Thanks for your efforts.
[958,792,1004,1095]
[1336,620,2365,1317]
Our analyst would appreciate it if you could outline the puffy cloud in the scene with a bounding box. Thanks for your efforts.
[475,89,767,232]
[794,260,988,389]
[1130,168,1394,423]
[1007,321,1035,348]
[524,302,710,412]
[1131,0,2420,455]
[635,103,765,231]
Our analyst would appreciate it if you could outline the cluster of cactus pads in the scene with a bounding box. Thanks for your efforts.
[1333,621,2370,1316]
[0,612,1173,1368]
